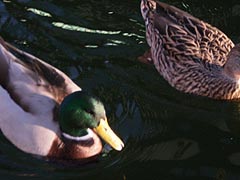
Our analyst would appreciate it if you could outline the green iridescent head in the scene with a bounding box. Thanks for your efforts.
[59,91,124,151]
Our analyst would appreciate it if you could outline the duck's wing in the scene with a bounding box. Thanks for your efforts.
[0,37,80,117]
[0,37,81,156]
[141,0,234,66]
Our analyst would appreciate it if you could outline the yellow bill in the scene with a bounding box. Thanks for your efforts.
[93,118,124,151]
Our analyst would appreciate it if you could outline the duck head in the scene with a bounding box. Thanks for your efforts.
[56,91,124,159]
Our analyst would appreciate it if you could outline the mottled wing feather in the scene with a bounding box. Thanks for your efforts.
[0,37,80,116]
[150,1,234,66]
[6,43,65,87]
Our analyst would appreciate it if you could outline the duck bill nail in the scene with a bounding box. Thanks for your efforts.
[93,118,124,151]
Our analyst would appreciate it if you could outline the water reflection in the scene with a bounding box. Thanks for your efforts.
[1,0,240,179]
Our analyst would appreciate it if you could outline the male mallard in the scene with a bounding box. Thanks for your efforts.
[0,37,124,160]
[140,0,240,100]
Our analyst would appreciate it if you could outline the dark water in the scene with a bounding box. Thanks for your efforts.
[1,0,240,179]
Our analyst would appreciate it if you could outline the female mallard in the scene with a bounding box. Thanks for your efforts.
[140,0,240,100]
[0,37,124,160]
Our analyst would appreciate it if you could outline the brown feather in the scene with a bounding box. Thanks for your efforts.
[141,0,240,100]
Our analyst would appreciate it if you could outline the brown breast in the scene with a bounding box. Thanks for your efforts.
[47,132,103,161]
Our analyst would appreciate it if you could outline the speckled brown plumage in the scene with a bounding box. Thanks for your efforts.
[141,0,240,100]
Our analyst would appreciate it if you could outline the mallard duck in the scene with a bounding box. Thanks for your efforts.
[140,0,240,100]
[0,37,124,161]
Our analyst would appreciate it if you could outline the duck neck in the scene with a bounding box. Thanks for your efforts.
[61,128,94,142]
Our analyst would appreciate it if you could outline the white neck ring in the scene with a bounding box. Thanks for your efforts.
[62,128,94,141]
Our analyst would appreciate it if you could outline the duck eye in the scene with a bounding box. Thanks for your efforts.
[85,109,95,116]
